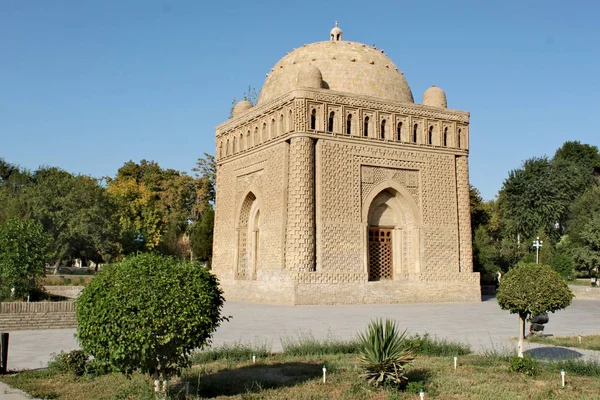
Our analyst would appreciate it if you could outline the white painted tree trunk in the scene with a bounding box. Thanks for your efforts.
[517,315,525,358]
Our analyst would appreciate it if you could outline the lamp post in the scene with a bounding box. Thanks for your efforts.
[533,237,543,264]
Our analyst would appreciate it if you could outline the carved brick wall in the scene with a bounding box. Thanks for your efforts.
[285,137,316,272]
[213,89,478,304]
[213,143,287,280]
[313,140,461,280]
[456,155,473,272]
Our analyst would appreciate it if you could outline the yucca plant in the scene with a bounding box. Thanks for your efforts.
[358,319,415,387]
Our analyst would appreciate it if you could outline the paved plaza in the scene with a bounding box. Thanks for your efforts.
[6,298,600,371]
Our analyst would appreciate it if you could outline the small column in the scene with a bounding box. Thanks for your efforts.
[456,156,473,272]
[233,229,240,278]
[392,228,403,279]
[250,229,258,279]
[285,137,316,272]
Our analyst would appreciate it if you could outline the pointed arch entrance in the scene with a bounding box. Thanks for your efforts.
[363,181,421,281]
[236,191,261,279]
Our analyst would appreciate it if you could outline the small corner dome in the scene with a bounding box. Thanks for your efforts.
[232,99,253,116]
[296,64,323,89]
[422,85,447,108]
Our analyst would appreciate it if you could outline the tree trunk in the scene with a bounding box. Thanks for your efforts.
[52,258,62,275]
[152,372,161,398]
[518,314,525,358]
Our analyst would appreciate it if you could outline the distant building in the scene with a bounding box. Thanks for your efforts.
[212,24,480,304]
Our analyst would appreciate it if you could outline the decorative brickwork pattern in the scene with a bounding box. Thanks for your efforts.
[213,143,287,281]
[286,137,316,272]
[212,30,479,304]
[456,156,473,272]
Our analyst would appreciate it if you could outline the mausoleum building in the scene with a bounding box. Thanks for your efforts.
[212,24,480,304]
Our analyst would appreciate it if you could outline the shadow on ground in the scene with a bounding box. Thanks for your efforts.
[526,346,583,361]
[180,362,322,398]
[405,368,432,385]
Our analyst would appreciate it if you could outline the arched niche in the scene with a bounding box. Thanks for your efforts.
[235,190,261,280]
[362,180,422,281]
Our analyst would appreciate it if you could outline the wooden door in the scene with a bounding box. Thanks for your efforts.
[368,228,393,281]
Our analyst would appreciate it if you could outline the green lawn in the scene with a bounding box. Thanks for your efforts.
[3,351,600,399]
[528,335,600,351]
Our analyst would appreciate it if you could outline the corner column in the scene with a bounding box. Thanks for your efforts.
[456,155,473,272]
[285,137,316,272]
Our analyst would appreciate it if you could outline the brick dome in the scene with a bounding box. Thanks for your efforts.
[232,99,253,117]
[422,85,447,108]
[258,38,414,105]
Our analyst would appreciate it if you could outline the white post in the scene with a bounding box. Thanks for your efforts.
[252,353,256,364]
[453,355,457,370]
[533,237,543,264]
[561,369,565,387]
[420,389,425,399]
[322,365,327,383]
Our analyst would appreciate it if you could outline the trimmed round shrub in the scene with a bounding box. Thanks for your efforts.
[75,253,225,378]
[497,263,573,319]
[497,263,573,357]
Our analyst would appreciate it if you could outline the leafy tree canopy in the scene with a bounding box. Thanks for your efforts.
[23,167,119,266]
[498,157,582,241]
[553,141,600,180]
[190,207,214,263]
[0,218,51,299]
[497,263,573,319]
[567,186,600,246]
[75,254,225,380]
[497,262,573,357]
[572,215,600,276]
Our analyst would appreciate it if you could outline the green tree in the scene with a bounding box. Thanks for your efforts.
[470,186,490,234]
[0,218,51,299]
[190,207,214,263]
[75,253,225,392]
[498,157,579,241]
[497,263,573,357]
[566,186,600,246]
[553,141,600,185]
[572,216,600,278]
[192,153,216,210]
[551,248,575,280]
[107,159,211,258]
[23,167,119,268]
[0,159,32,223]
[472,225,500,283]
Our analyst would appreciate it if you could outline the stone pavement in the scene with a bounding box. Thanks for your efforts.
[2,298,599,399]
[5,298,600,372]
[0,382,39,399]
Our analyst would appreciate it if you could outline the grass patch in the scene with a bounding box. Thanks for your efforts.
[281,330,361,356]
[6,353,600,399]
[528,334,600,351]
[546,359,600,377]
[406,333,471,356]
[0,370,154,400]
[42,275,93,286]
[568,279,597,286]
[279,330,471,357]
[190,338,272,363]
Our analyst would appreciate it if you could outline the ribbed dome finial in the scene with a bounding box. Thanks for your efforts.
[330,21,343,41]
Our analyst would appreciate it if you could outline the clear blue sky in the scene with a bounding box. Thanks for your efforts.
[1,0,598,200]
